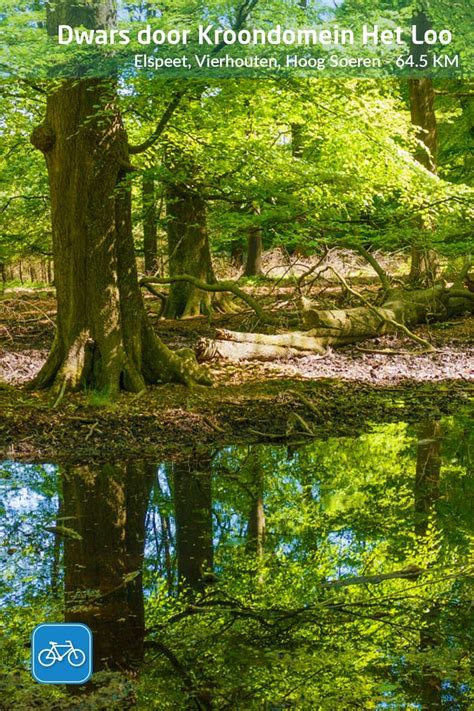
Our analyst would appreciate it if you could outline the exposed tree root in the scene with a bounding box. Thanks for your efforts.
[30,314,211,398]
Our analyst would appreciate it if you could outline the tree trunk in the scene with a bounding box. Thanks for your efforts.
[244,225,263,277]
[408,77,438,282]
[30,81,209,393]
[407,11,438,284]
[50,493,63,595]
[154,475,174,592]
[246,448,265,559]
[413,422,443,709]
[29,3,209,395]
[142,176,158,274]
[408,78,437,173]
[63,461,155,672]
[291,122,305,159]
[173,455,214,595]
[164,183,216,318]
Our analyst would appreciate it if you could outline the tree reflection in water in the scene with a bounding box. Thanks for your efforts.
[0,414,472,708]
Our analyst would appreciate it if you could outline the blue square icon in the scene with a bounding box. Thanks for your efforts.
[31,623,93,684]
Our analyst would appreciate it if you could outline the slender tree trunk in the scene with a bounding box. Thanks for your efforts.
[291,122,305,159]
[173,455,214,595]
[63,461,155,672]
[29,2,209,395]
[408,78,437,173]
[244,224,263,277]
[408,76,438,283]
[246,448,265,560]
[407,11,438,284]
[142,176,157,274]
[414,422,443,709]
[164,183,216,318]
[288,120,310,257]
[154,475,174,592]
[50,493,63,595]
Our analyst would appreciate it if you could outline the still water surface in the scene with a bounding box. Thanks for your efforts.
[1,414,472,709]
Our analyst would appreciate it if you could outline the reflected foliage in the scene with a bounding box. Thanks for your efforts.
[1,411,472,708]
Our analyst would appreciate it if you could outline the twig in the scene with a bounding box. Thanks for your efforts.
[340,241,392,292]
[287,389,321,416]
[288,411,315,436]
[328,267,435,353]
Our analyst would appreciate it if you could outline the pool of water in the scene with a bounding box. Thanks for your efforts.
[1,413,472,708]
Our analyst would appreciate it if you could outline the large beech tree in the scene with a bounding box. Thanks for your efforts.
[29,0,210,395]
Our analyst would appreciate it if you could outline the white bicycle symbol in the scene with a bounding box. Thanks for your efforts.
[37,640,86,668]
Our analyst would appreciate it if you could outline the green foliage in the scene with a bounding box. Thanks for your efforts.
[137,416,472,707]
[0,85,51,267]
[122,75,474,263]
[1,413,472,706]
[1,75,473,274]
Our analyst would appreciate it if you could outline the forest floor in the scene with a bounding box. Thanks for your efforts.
[0,287,472,463]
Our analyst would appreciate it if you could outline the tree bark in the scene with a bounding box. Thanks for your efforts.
[173,455,214,595]
[197,286,473,361]
[408,78,437,173]
[407,11,438,284]
[244,204,263,277]
[164,183,217,318]
[413,422,443,709]
[63,461,155,672]
[29,2,210,395]
[244,226,263,277]
[408,75,439,282]
[142,176,158,274]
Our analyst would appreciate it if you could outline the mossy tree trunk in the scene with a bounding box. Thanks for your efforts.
[408,78,437,173]
[142,175,158,274]
[29,1,209,396]
[164,183,216,318]
[408,76,439,284]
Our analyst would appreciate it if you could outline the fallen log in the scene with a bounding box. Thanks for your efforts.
[196,339,316,362]
[215,328,327,353]
[196,284,473,362]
